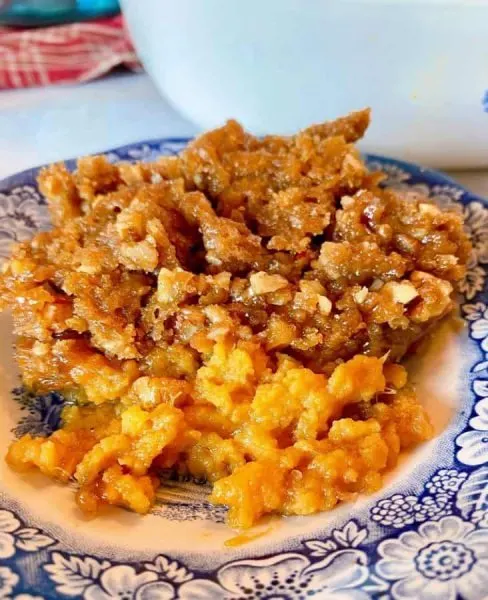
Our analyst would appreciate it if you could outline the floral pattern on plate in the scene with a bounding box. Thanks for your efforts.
[0,185,50,258]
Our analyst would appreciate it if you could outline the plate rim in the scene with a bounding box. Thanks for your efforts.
[1,138,488,600]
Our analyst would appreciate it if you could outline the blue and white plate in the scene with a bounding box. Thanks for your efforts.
[1,140,488,600]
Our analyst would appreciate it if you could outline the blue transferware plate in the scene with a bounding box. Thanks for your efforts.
[0,139,488,600]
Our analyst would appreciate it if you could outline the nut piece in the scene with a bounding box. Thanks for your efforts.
[157,268,194,303]
[213,272,232,290]
[411,271,453,298]
[354,287,368,304]
[32,341,50,356]
[250,272,289,295]
[340,195,355,209]
[342,153,365,174]
[299,280,326,295]
[318,295,332,315]
[419,203,440,217]
[370,278,384,291]
[388,281,419,304]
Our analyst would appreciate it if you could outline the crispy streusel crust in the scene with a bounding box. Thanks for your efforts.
[1,110,470,527]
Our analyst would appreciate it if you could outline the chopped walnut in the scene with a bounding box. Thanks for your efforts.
[157,268,195,304]
[250,272,289,295]
[318,295,332,315]
[354,287,368,304]
[419,203,440,216]
[385,281,419,305]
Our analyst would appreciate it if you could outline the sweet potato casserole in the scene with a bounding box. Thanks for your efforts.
[0,110,471,528]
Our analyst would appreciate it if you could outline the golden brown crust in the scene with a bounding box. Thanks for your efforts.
[1,110,470,526]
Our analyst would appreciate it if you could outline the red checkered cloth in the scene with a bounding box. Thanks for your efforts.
[0,14,141,89]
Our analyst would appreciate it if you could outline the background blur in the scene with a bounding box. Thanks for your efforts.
[0,0,120,25]
[0,0,487,196]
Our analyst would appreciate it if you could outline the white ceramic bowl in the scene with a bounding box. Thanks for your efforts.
[121,0,488,169]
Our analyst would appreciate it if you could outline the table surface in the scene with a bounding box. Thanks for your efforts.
[1,72,487,199]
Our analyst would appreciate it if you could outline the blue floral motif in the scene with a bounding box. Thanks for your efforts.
[178,548,372,600]
[0,565,20,597]
[370,468,469,530]
[124,141,189,162]
[2,570,47,599]
[41,522,375,600]
[415,495,452,524]
[44,553,179,599]
[457,302,488,466]
[364,161,412,187]
[1,141,488,599]
[0,185,50,259]
[456,467,488,520]
[104,140,189,164]
[0,509,54,560]
[371,494,418,529]
[425,469,468,497]
[376,516,488,600]
[11,386,65,438]
[471,510,488,528]
[456,400,488,466]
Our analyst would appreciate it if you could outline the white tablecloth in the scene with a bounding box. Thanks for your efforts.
[1,72,487,199]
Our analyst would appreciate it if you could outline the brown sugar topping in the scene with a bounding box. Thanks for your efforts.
[0,109,470,527]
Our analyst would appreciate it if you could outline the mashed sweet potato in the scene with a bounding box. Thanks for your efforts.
[1,110,470,527]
